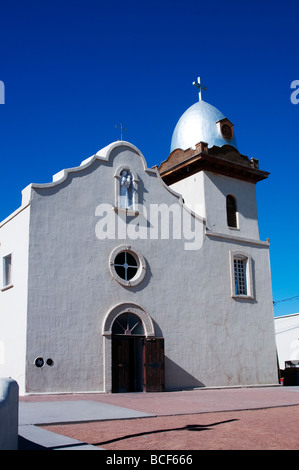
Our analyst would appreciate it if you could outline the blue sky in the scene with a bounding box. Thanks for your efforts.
[0,0,298,316]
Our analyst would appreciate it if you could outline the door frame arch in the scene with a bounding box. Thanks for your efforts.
[102,303,155,392]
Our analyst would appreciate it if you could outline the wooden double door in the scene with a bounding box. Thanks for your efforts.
[112,336,164,393]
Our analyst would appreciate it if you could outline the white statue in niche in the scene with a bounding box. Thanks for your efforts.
[120,169,133,209]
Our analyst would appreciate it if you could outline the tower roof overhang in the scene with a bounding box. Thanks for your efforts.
[158,142,269,186]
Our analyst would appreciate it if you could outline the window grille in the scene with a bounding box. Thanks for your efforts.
[114,251,138,281]
[112,313,144,335]
[109,245,146,287]
[234,258,247,295]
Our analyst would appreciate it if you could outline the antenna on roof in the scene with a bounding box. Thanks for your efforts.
[115,123,128,141]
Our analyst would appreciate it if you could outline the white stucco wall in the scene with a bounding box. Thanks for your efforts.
[0,206,30,395]
[171,172,206,219]
[20,142,277,393]
[171,171,260,240]
[24,144,203,392]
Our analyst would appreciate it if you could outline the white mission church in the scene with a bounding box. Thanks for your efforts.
[0,79,278,395]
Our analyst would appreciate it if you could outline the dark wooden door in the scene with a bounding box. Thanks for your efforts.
[112,336,130,393]
[143,338,165,392]
[112,336,144,393]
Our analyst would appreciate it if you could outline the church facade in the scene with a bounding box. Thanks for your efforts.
[0,84,278,395]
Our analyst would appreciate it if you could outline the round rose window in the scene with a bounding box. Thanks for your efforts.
[109,245,146,287]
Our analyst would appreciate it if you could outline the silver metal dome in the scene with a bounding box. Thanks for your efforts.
[170,100,238,152]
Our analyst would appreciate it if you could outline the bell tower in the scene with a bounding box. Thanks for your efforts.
[158,79,269,241]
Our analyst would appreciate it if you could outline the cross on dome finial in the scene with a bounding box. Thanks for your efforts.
[192,77,207,101]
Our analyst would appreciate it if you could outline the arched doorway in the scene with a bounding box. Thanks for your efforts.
[103,303,165,393]
[112,313,144,393]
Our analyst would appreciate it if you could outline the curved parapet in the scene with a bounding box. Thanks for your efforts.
[21,141,156,206]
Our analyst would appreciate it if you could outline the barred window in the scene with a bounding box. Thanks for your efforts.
[234,258,247,295]
[230,251,254,299]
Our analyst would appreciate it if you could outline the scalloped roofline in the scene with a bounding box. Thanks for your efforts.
[79,141,152,171]
[21,141,156,205]
[1,140,205,227]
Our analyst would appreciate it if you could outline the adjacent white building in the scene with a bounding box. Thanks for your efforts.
[0,83,279,395]
[275,313,299,370]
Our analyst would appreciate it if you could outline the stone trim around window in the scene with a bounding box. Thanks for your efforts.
[229,250,254,300]
[109,244,146,287]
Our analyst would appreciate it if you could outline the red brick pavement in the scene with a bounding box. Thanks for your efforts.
[42,406,299,450]
[20,386,299,415]
[24,386,299,450]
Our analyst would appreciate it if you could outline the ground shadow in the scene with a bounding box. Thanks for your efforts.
[93,418,238,446]
[18,435,90,451]
[18,435,46,450]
